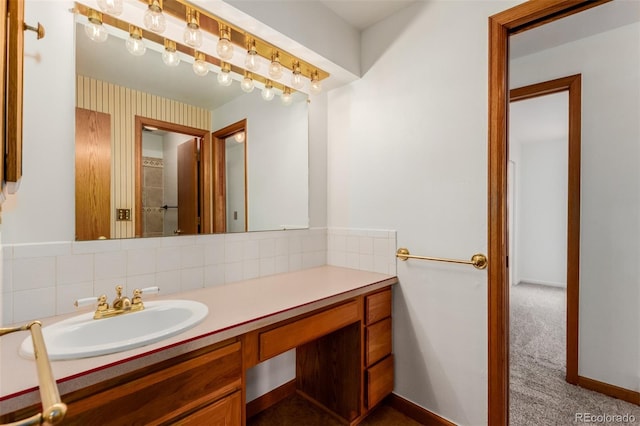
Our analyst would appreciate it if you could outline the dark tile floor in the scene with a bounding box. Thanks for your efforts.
[247,393,423,426]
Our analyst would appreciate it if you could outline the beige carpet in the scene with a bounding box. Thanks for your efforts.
[510,283,640,425]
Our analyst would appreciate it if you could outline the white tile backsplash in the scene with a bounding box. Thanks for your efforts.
[13,287,56,323]
[156,246,182,272]
[57,254,93,285]
[327,228,397,276]
[1,227,398,325]
[13,257,56,291]
[94,251,127,280]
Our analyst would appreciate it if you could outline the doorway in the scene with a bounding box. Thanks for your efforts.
[509,76,581,386]
[488,1,640,424]
[508,82,578,424]
[135,116,213,236]
[211,119,248,233]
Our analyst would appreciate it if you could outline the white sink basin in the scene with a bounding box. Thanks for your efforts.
[19,300,209,360]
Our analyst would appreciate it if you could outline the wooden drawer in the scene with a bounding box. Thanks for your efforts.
[366,354,394,409]
[259,300,359,361]
[366,317,392,366]
[62,342,242,426]
[365,288,392,325]
[173,390,241,426]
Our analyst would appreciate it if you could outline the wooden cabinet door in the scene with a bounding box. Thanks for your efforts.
[173,391,241,426]
[75,107,111,240]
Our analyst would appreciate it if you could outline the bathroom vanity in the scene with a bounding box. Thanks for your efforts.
[0,266,396,425]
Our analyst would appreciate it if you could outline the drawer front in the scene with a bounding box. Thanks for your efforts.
[365,288,392,325]
[366,317,392,366]
[63,342,242,426]
[173,390,241,426]
[366,355,394,409]
[259,300,359,361]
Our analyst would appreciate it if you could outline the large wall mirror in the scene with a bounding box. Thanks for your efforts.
[75,18,309,241]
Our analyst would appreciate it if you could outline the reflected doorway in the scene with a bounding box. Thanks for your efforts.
[135,116,213,237]
[212,119,248,233]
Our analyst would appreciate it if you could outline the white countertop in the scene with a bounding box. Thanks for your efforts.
[0,266,396,414]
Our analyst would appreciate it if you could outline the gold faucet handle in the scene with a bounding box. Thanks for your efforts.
[132,287,160,306]
[96,295,109,311]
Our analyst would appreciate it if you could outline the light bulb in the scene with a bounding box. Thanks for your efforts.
[85,10,108,43]
[126,27,146,56]
[281,88,293,106]
[192,52,209,76]
[162,40,180,67]
[310,71,322,94]
[291,71,304,90]
[217,72,232,86]
[216,25,234,60]
[162,49,180,66]
[241,75,255,93]
[216,39,234,60]
[85,22,108,42]
[261,82,275,101]
[183,9,202,48]
[97,0,122,16]
[184,26,202,48]
[234,132,245,143]
[269,53,283,80]
[143,0,166,34]
[244,40,260,72]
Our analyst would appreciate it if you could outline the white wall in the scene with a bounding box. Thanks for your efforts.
[1,0,76,244]
[511,135,568,288]
[509,92,569,288]
[510,19,640,394]
[211,91,309,231]
[327,2,518,424]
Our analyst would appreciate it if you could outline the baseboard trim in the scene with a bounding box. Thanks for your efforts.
[387,393,457,426]
[578,376,640,406]
[246,379,297,419]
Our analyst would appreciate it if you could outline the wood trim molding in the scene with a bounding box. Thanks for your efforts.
[577,376,640,406]
[211,119,247,233]
[6,0,25,184]
[487,2,608,425]
[387,393,456,426]
[509,74,582,385]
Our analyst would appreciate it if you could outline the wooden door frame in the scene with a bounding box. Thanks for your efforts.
[487,1,609,424]
[510,74,582,384]
[135,116,212,237]
[211,119,247,233]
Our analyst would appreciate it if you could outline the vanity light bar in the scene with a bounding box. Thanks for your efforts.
[156,0,329,82]
[74,2,325,93]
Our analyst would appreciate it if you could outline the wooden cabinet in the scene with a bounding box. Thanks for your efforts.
[259,300,359,361]
[0,282,397,426]
[364,289,394,409]
[173,391,241,426]
[61,340,242,426]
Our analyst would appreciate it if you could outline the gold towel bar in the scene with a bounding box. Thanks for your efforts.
[0,322,67,426]
[396,248,488,270]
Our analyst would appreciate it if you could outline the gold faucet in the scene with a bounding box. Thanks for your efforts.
[75,286,159,320]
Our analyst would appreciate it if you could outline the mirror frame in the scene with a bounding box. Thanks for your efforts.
[487,1,610,424]
[135,116,213,236]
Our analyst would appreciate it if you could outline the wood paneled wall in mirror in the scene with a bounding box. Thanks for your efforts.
[75,16,309,240]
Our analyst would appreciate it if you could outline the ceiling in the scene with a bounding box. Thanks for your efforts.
[319,0,417,31]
